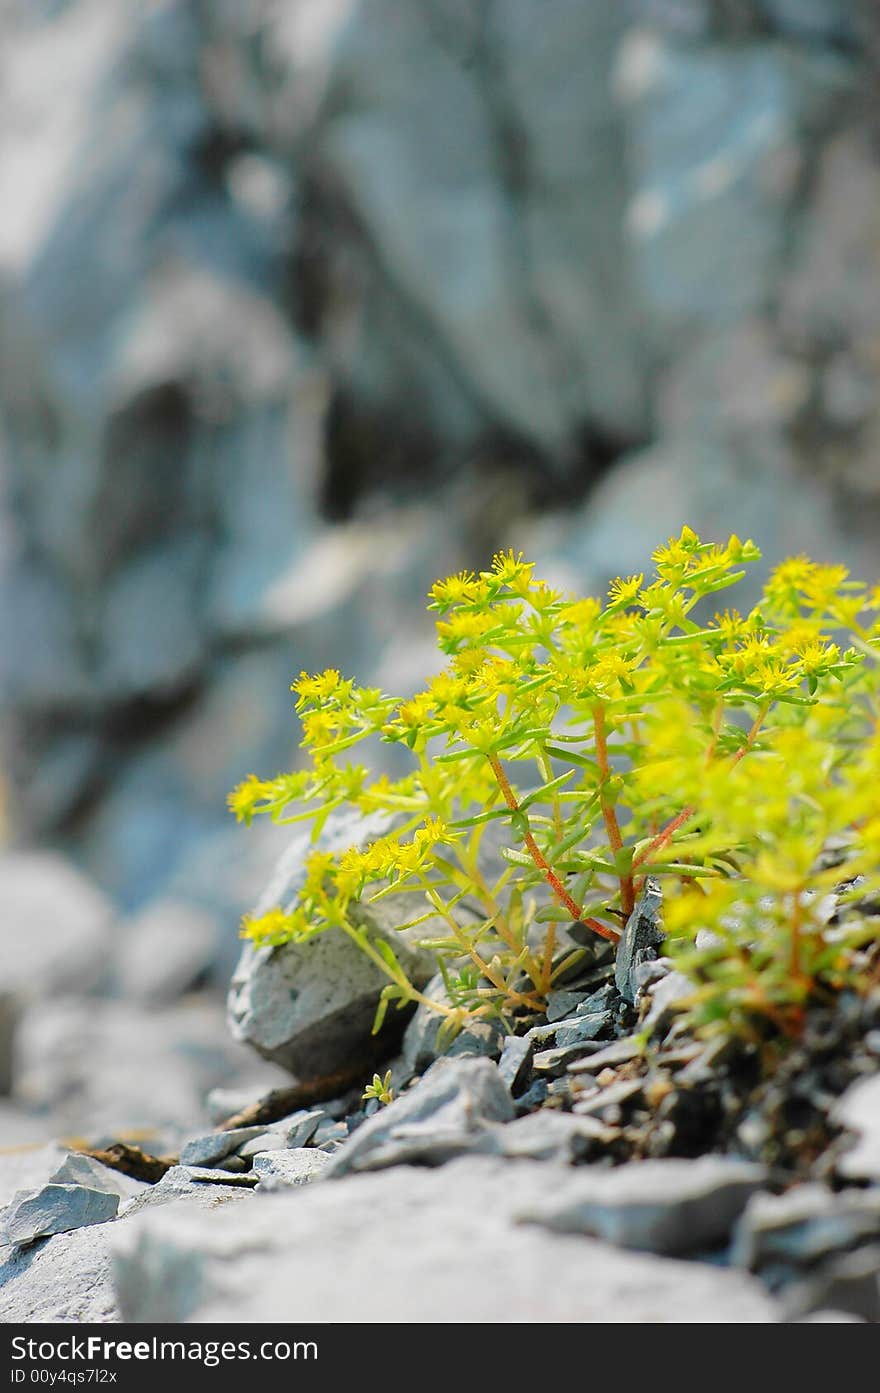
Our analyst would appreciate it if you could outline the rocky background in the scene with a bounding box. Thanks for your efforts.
[2,0,880,1153]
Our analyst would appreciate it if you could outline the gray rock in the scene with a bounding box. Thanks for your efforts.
[515,1079,550,1114]
[832,1075,880,1182]
[0,1144,70,1209]
[251,1149,333,1187]
[494,1110,615,1163]
[325,1057,515,1177]
[0,853,115,1001]
[619,30,846,337]
[545,991,586,1023]
[576,983,617,1015]
[120,1166,259,1219]
[783,1244,880,1324]
[554,1012,615,1050]
[48,1153,147,1205]
[269,1109,325,1149]
[113,899,217,1006]
[633,957,673,996]
[497,1034,534,1094]
[228,811,438,1079]
[235,1132,290,1161]
[179,1128,269,1169]
[14,994,284,1148]
[110,1157,778,1322]
[3,1184,119,1247]
[113,1227,208,1325]
[733,1185,880,1271]
[568,1037,643,1074]
[0,1221,123,1323]
[615,880,665,1005]
[402,974,505,1072]
[312,1119,350,1151]
[0,1164,253,1322]
[641,971,694,1032]
[571,1078,644,1121]
[312,0,645,460]
[533,1041,609,1079]
[526,1010,611,1048]
[519,1156,766,1255]
[174,1167,259,1188]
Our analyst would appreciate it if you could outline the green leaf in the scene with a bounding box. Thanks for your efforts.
[534,904,576,923]
[449,806,509,829]
[518,770,575,811]
[373,937,406,979]
[500,846,533,867]
[543,745,599,770]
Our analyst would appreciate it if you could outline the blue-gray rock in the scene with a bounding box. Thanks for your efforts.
[577,983,617,1015]
[571,1078,644,1121]
[619,29,848,337]
[0,853,115,1000]
[555,1012,615,1049]
[3,1184,119,1246]
[312,1119,349,1151]
[641,970,694,1032]
[313,0,646,460]
[402,972,506,1072]
[545,991,587,1023]
[113,899,218,1006]
[567,1036,643,1074]
[497,1034,534,1094]
[324,1057,515,1177]
[109,1157,779,1322]
[235,1132,290,1161]
[782,1244,880,1324]
[514,1079,550,1114]
[48,1153,146,1204]
[615,879,665,1005]
[533,1040,609,1079]
[732,1185,880,1271]
[518,1156,767,1255]
[179,1127,269,1169]
[251,1149,332,1187]
[831,1075,880,1182]
[269,1109,325,1149]
[176,1167,259,1188]
[494,1110,615,1163]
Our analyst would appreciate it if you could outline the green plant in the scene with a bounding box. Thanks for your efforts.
[362,1070,395,1106]
[229,530,880,1044]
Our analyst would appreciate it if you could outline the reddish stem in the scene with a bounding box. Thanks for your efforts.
[632,806,695,871]
[487,754,620,943]
[593,704,634,917]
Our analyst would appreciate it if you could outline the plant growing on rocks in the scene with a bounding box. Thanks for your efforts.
[363,1070,395,1106]
[229,531,880,1045]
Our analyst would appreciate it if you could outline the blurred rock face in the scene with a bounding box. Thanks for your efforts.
[1,0,879,931]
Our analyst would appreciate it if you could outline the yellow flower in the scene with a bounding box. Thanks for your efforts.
[291,668,350,705]
[607,574,644,607]
[558,597,602,631]
[301,711,337,748]
[241,907,297,947]
[428,570,479,608]
[397,693,436,728]
[489,549,534,591]
[227,774,266,824]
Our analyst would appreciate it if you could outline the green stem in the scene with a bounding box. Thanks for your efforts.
[592,703,634,917]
